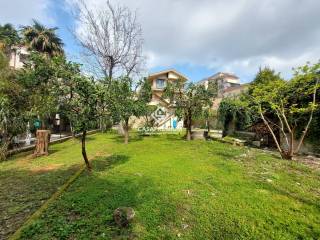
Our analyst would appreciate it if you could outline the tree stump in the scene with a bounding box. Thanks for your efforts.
[34,130,51,157]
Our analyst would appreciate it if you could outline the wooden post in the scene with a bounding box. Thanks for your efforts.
[34,130,51,157]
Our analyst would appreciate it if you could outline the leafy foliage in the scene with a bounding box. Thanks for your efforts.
[21,20,64,57]
[106,77,151,143]
[0,23,20,51]
[249,63,320,158]
[0,51,28,159]
[18,52,59,128]
[164,81,217,140]
[218,97,254,134]
[67,77,99,134]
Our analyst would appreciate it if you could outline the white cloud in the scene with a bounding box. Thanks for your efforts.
[66,0,320,81]
[0,0,53,26]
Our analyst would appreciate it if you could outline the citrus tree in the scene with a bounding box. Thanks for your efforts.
[107,76,151,144]
[66,76,99,170]
[164,81,217,140]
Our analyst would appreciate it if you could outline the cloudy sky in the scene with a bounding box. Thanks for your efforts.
[1,0,320,82]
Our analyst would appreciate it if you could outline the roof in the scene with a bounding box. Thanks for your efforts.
[148,69,188,81]
[197,72,239,84]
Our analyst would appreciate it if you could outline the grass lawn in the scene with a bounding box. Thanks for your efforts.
[0,134,109,239]
[2,132,320,239]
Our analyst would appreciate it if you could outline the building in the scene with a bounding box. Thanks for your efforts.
[9,46,29,69]
[198,72,241,97]
[197,72,248,109]
[146,69,187,129]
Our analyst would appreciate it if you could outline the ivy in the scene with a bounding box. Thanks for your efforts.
[218,97,255,132]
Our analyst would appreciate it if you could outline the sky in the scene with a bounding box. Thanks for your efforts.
[1,0,320,83]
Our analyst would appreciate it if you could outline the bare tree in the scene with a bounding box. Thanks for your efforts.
[73,0,144,80]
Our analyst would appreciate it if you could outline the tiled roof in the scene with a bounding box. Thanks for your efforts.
[197,72,239,84]
[148,69,188,81]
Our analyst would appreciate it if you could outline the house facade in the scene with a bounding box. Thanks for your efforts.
[197,72,241,97]
[146,69,187,129]
[9,46,29,69]
[197,72,248,109]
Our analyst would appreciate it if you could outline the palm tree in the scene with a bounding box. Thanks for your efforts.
[21,20,64,57]
[0,23,20,46]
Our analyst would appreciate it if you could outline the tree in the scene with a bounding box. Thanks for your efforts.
[0,51,28,160]
[18,52,59,129]
[51,56,82,136]
[21,20,64,57]
[0,23,20,53]
[250,63,320,159]
[164,81,217,140]
[66,76,99,170]
[199,107,215,132]
[73,0,144,79]
[107,77,151,144]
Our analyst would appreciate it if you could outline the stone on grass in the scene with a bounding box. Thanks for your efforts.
[252,141,261,147]
[113,207,135,227]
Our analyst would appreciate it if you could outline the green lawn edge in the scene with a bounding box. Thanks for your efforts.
[9,164,87,240]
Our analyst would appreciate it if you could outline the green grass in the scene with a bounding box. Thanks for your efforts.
[2,133,320,239]
[0,134,108,239]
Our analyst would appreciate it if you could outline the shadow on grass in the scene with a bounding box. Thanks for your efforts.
[19,155,181,240]
[47,149,59,155]
[110,134,144,144]
[92,154,130,172]
[0,163,81,240]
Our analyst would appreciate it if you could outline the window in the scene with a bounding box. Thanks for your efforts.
[156,79,166,89]
[156,108,165,116]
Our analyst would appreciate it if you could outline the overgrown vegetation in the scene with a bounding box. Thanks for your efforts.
[218,97,254,136]
[0,52,28,160]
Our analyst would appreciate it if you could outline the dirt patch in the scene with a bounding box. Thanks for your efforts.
[15,155,34,168]
[31,164,64,174]
[293,155,320,169]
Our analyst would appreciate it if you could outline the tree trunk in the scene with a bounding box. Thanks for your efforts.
[34,130,50,157]
[281,151,293,160]
[259,108,283,157]
[289,130,294,159]
[186,126,192,141]
[294,78,318,154]
[81,130,92,170]
[0,139,11,161]
[41,119,46,130]
[124,119,129,144]
[186,112,192,141]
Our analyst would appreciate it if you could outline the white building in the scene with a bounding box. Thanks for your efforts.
[9,46,29,69]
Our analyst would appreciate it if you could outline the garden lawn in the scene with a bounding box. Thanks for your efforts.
[0,134,109,240]
[5,133,320,239]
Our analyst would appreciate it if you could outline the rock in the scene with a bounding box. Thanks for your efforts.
[252,141,261,147]
[113,207,135,227]
[234,139,246,146]
[182,223,189,229]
